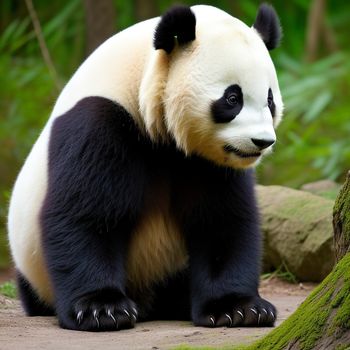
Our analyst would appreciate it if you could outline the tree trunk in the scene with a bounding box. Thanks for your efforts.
[333,171,350,262]
[305,0,338,62]
[305,0,325,62]
[134,0,158,22]
[237,173,350,350]
[83,0,116,55]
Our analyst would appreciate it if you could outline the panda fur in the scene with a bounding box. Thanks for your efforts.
[8,4,283,331]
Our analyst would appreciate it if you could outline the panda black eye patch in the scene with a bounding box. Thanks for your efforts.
[211,84,243,123]
[268,88,276,117]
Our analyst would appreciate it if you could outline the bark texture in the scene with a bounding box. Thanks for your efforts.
[134,0,157,22]
[333,171,350,262]
[305,0,338,62]
[83,0,116,55]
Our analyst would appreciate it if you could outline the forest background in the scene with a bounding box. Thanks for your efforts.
[0,0,349,267]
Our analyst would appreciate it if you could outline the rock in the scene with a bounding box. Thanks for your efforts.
[301,180,341,200]
[256,185,335,282]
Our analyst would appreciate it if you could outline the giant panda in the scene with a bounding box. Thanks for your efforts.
[8,4,283,331]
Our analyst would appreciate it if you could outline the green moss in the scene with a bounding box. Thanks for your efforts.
[335,344,350,350]
[332,281,350,330]
[0,280,17,298]
[231,253,350,350]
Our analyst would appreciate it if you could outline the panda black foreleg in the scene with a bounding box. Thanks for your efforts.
[41,97,149,331]
[181,168,276,328]
[41,214,138,331]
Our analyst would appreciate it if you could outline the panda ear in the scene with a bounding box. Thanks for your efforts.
[253,3,281,50]
[154,5,196,54]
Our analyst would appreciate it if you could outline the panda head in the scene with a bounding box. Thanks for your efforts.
[140,4,283,169]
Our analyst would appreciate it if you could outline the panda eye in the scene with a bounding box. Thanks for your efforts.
[226,93,238,106]
[267,96,273,108]
[212,84,243,123]
[268,88,274,108]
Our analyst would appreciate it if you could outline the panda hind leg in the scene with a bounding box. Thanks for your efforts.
[16,270,55,316]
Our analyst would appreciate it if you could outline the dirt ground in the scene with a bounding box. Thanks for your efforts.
[0,273,316,350]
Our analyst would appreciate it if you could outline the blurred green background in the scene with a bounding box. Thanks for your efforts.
[0,0,349,268]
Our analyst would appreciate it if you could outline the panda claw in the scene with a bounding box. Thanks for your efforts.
[123,309,130,318]
[236,310,244,320]
[250,308,258,315]
[262,308,268,315]
[132,307,138,317]
[258,312,261,325]
[209,316,215,327]
[93,309,100,328]
[76,310,83,325]
[225,313,233,327]
[107,309,117,327]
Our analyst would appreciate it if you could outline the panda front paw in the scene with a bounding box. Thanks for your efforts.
[193,295,276,328]
[59,288,138,331]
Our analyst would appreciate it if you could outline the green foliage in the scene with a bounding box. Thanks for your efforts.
[0,1,84,267]
[259,52,350,187]
[0,219,10,269]
[0,0,84,160]
[261,263,298,284]
[0,281,17,299]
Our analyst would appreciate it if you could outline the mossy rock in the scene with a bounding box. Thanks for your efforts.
[256,185,335,282]
[301,179,341,200]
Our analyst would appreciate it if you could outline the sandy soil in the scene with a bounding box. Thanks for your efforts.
[0,277,316,350]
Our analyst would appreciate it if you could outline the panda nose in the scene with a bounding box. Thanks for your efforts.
[251,138,275,150]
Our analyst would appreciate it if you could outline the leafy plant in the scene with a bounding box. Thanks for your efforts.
[0,1,83,269]
[261,262,298,284]
[0,281,17,299]
[258,52,350,187]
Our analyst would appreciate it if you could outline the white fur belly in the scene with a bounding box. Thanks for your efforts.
[127,197,188,292]
[8,125,54,304]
